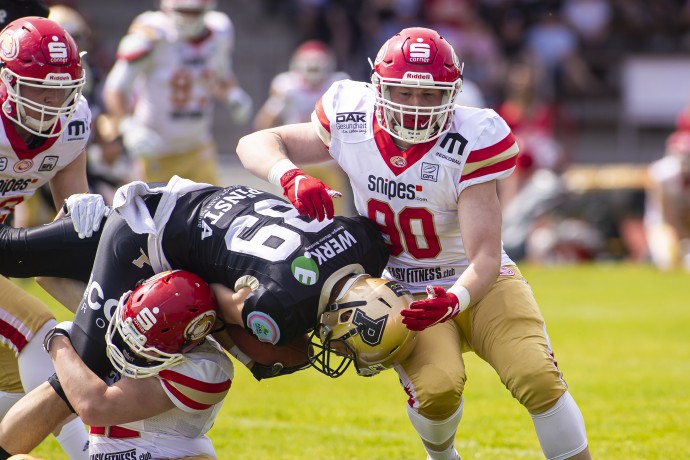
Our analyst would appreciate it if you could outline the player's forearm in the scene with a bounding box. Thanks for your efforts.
[453,253,500,308]
[49,337,111,424]
[236,130,288,180]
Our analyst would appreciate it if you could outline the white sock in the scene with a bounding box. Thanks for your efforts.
[54,416,89,459]
[426,445,461,460]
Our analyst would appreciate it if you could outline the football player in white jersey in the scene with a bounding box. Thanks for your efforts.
[103,0,252,185]
[254,39,354,216]
[44,270,233,459]
[237,27,591,460]
[0,15,111,460]
[644,129,690,271]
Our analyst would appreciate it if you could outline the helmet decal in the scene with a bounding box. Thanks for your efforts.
[0,31,19,61]
[374,41,388,65]
[406,38,433,64]
[185,311,216,341]
[352,308,387,346]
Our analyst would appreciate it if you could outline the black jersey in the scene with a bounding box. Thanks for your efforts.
[161,185,390,345]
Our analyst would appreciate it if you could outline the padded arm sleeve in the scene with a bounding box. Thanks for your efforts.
[0,218,99,281]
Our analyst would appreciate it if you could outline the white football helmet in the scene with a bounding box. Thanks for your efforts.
[106,270,218,379]
[308,275,418,377]
[160,0,216,39]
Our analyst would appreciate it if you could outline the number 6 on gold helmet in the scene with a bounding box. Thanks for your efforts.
[308,275,418,377]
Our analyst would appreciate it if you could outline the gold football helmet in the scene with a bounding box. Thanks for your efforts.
[308,275,417,377]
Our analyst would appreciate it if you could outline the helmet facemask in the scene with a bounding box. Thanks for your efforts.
[1,64,85,138]
[308,275,418,378]
[106,291,188,379]
[372,71,462,145]
[105,270,217,379]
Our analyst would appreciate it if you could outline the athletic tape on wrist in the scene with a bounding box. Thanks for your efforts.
[268,158,299,187]
[447,285,471,312]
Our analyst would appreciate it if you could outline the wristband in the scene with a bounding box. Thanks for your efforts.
[43,325,71,353]
[447,285,471,313]
[268,158,299,187]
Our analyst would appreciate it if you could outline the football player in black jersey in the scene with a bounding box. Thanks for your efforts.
[0,179,418,457]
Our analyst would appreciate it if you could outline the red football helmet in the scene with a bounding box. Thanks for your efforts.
[106,270,218,379]
[0,16,85,137]
[290,40,336,87]
[371,27,463,144]
[160,0,216,39]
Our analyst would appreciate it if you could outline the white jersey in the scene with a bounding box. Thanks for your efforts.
[0,90,91,223]
[89,338,233,458]
[644,154,690,228]
[314,80,518,293]
[115,10,235,154]
[268,70,349,124]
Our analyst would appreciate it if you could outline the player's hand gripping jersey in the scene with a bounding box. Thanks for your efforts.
[313,80,518,292]
[114,9,235,154]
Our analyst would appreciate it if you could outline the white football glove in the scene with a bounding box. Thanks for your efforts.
[226,87,253,124]
[64,193,111,239]
[119,116,166,158]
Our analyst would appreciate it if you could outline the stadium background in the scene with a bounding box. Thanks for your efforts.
[10,1,690,458]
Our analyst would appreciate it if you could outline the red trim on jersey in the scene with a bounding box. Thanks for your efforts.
[460,156,517,183]
[314,97,331,133]
[159,368,232,393]
[373,118,436,176]
[466,132,516,163]
[0,318,28,353]
[118,48,153,62]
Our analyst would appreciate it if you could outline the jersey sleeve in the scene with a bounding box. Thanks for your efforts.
[241,287,314,346]
[459,110,519,191]
[158,346,233,413]
[115,12,163,61]
[311,81,342,149]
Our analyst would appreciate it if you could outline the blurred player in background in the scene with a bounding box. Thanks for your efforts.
[103,0,252,185]
[45,270,233,459]
[237,27,591,460]
[0,14,111,459]
[645,129,690,272]
[254,40,354,215]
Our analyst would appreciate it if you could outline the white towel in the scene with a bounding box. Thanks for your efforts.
[112,175,211,271]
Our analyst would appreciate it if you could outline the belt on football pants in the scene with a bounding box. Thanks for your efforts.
[90,425,141,438]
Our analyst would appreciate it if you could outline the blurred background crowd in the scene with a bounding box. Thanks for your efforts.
[13,0,690,270]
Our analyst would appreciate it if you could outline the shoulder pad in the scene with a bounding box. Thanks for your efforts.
[116,12,164,61]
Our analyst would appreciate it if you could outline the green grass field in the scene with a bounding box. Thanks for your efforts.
[19,264,690,459]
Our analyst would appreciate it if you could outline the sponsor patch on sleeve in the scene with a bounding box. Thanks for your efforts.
[247,311,281,345]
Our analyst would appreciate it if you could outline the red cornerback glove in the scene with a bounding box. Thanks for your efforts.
[280,169,341,221]
[400,286,460,331]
